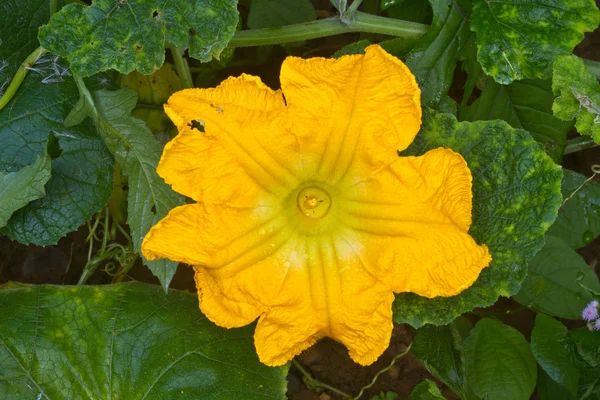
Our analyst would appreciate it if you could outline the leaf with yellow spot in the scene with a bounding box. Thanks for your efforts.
[393,108,562,327]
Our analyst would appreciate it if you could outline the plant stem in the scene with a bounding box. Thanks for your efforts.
[564,135,598,154]
[561,164,599,208]
[0,47,48,112]
[347,0,364,16]
[292,342,413,400]
[170,46,193,88]
[291,360,353,399]
[228,12,428,48]
[584,59,600,79]
[353,342,412,400]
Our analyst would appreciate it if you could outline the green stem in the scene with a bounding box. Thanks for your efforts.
[170,46,193,88]
[347,0,364,16]
[584,59,600,79]
[228,12,428,48]
[353,342,412,400]
[292,342,413,400]
[564,135,598,154]
[0,47,48,112]
[79,208,111,285]
[291,360,352,399]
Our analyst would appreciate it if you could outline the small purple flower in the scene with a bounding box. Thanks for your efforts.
[595,319,600,331]
[582,300,599,322]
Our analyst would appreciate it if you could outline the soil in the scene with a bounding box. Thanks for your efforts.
[1,2,600,399]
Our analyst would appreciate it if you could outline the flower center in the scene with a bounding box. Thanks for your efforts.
[297,186,331,219]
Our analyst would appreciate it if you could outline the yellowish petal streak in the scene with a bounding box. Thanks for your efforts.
[187,107,298,193]
[317,60,366,182]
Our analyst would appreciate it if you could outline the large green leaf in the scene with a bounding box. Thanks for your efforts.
[0,0,113,245]
[547,169,600,249]
[0,153,51,228]
[459,79,573,162]
[463,319,536,400]
[408,379,445,400]
[412,317,471,398]
[531,314,580,394]
[538,366,578,400]
[66,80,184,291]
[0,66,114,245]
[0,282,288,399]
[0,0,50,82]
[470,0,599,84]
[405,0,471,108]
[248,0,316,29]
[393,109,562,327]
[38,0,239,77]
[514,235,600,319]
[552,55,600,143]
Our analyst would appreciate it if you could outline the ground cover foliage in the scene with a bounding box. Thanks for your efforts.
[0,0,599,398]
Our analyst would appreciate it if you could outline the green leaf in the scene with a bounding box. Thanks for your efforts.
[408,379,445,399]
[531,314,580,394]
[552,55,600,143]
[412,317,471,398]
[570,327,600,368]
[0,0,50,83]
[383,0,433,24]
[0,282,288,399]
[458,34,483,106]
[38,0,239,77]
[405,0,471,108]
[538,366,578,400]
[331,38,419,60]
[514,235,600,319]
[0,153,51,228]
[120,63,181,134]
[0,64,114,245]
[248,0,316,29]
[547,169,600,249]
[393,109,563,327]
[332,39,372,58]
[459,79,573,162]
[470,0,599,84]
[66,79,184,290]
[464,319,537,400]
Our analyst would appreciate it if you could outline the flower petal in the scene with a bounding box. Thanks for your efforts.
[161,74,298,203]
[280,44,421,183]
[142,200,290,269]
[338,148,492,298]
[253,235,395,366]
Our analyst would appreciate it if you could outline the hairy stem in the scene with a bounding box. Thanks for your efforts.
[228,12,428,48]
[170,46,194,89]
[0,47,48,112]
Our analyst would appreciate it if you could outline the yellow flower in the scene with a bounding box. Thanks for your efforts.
[142,44,492,366]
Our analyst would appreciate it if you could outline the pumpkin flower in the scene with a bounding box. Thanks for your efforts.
[142,45,492,366]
